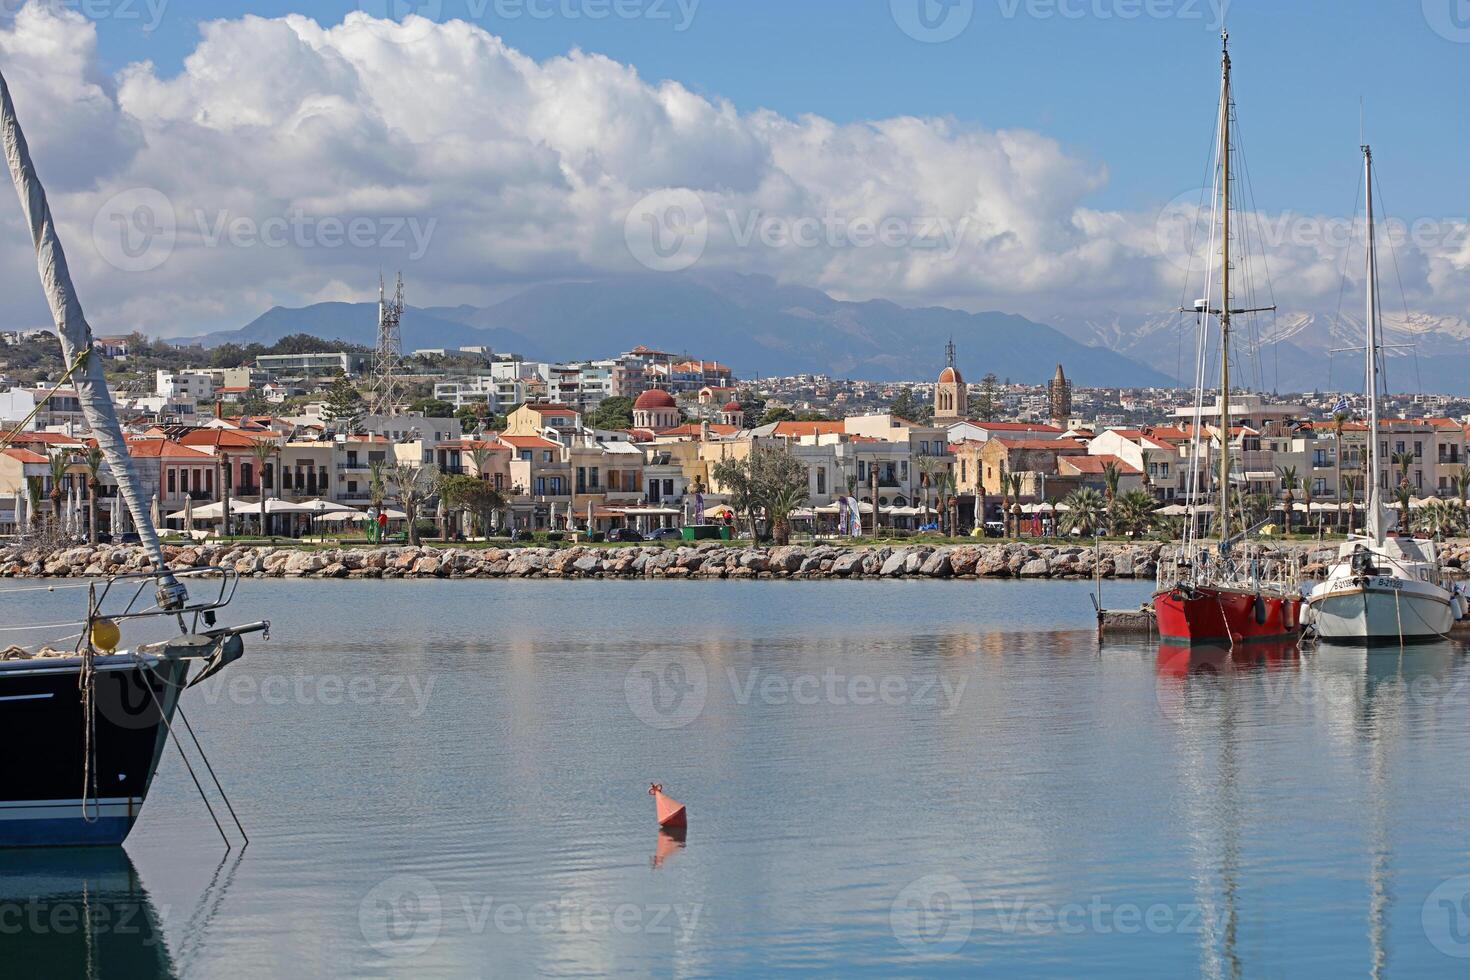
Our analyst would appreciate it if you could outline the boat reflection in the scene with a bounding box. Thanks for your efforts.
[1,848,175,979]
[1155,640,1301,679]
[650,825,687,871]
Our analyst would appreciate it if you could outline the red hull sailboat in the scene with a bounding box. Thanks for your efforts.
[1149,32,1301,645]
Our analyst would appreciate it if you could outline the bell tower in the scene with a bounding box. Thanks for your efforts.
[933,339,967,422]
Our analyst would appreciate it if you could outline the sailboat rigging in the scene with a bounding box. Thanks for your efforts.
[1152,31,1304,646]
[1302,145,1463,643]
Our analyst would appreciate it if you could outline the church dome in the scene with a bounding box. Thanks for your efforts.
[634,388,677,410]
[722,399,743,413]
[938,366,963,385]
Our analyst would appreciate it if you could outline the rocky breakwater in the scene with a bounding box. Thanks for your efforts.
[7,540,1457,583]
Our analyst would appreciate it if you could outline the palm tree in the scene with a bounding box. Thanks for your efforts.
[248,439,278,535]
[1455,464,1470,531]
[917,456,945,533]
[998,463,1011,539]
[1277,465,1299,533]
[1111,488,1158,538]
[1100,460,1123,535]
[46,451,71,532]
[1391,449,1416,531]
[216,451,233,537]
[1414,498,1463,539]
[83,445,103,544]
[1393,483,1413,534]
[1060,487,1106,537]
[1340,474,1357,534]
[1007,471,1025,538]
[934,469,958,538]
[24,475,43,533]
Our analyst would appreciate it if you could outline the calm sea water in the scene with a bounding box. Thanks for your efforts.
[5,577,1470,977]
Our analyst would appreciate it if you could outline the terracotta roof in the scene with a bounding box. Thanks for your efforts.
[522,403,579,416]
[657,423,738,438]
[937,366,963,384]
[722,399,743,413]
[966,420,1062,432]
[125,439,213,460]
[178,429,275,450]
[772,420,844,437]
[1,448,47,464]
[991,438,1087,451]
[500,435,561,450]
[1062,455,1140,475]
[633,389,678,410]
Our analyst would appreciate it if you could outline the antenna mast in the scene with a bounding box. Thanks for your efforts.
[370,272,404,418]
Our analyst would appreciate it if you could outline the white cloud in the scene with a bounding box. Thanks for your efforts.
[0,2,1465,341]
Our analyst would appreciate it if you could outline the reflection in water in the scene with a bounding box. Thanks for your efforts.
[651,825,688,871]
[1,849,175,980]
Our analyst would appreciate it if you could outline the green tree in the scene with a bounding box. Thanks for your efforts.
[758,406,795,426]
[409,398,457,419]
[390,461,437,546]
[83,445,103,544]
[976,373,999,422]
[322,374,364,431]
[46,451,71,532]
[1060,488,1106,537]
[1392,449,1416,531]
[1340,473,1357,534]
[437,474,507,539]
[1278,464,1299,533]
[1414,498,1463,538]
[586,396,635,431]
[712,445,810,544]
[1111,488,1158,537]
[890,387,933,424]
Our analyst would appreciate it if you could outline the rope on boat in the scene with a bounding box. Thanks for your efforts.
[79,583,99,824]
[129,650,234,851]
[175,703,249,847]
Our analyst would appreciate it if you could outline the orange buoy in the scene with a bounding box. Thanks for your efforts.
[649,782,686,829]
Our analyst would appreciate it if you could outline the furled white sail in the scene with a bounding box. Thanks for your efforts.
[0,70,184,603]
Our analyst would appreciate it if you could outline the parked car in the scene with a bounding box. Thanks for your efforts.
[982,521,1006,538]
[608,528,644,542]
[646,527,683,541]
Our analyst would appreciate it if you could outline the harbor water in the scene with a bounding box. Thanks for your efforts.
[4,578,1470,977]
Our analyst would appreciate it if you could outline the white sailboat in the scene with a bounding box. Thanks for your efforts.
[1304,145,1460,643]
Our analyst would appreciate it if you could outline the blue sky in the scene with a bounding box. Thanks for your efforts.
[85,0,1470,218]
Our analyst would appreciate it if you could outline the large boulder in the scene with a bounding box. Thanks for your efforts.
[1019,558,1050,578]
[920,550,952,577]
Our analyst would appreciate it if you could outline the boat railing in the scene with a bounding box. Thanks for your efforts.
[1156,545,1302,597]
[92,566,242,625]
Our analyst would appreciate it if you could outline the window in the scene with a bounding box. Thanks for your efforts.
[519,450,531,462]
[167,469,176,494]
[1414,441,1422,458]
[542,451,553,463]
[535,477,546,495]
[589,467,600,489]
[816,467,827,495]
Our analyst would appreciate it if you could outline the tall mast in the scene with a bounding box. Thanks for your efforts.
[1216,30,1233,542]
[1363,145,1384,545]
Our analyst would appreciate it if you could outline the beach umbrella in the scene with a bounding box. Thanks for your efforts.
[149,494,160,532]
[587,498,593,531]
[184,495,194,535]
[15,489,25,536]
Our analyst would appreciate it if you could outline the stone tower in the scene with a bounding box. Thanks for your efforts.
[1049,363,1072,424]
[933,339,967,422]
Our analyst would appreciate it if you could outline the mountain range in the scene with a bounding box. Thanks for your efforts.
[1049,309,1470,395]
[180,273,1174,387]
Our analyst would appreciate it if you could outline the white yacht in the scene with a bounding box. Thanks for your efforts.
[1305,145,1461,644]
